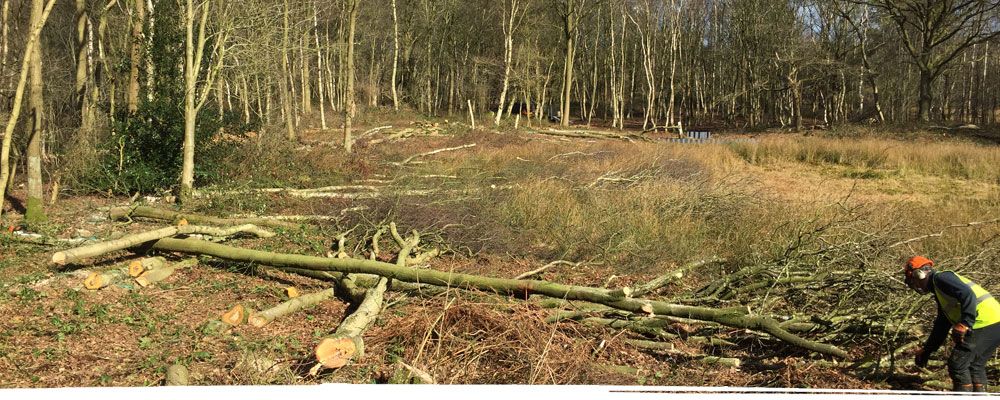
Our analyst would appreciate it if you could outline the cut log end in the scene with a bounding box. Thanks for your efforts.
[51,253,67,265]
[135,275,153,288]
[129,260,145,277]
[315,337,358,369]
[83,273,104,290]
[248,313,269,328]
[165,364,190,386]
[222,304,247,326]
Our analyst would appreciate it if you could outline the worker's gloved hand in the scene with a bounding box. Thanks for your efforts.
[952,323,969,345]
[914,348,929,368]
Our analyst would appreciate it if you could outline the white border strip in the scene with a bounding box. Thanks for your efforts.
[0,385,990,400]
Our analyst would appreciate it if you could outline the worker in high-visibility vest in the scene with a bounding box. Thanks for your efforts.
[904,256,1000,392]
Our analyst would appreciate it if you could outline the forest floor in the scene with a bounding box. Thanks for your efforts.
[1,117,998,388]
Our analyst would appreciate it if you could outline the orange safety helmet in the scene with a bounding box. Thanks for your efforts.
[905,256,934,274]
[904,256,934,293]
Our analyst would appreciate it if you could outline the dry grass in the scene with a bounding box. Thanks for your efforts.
[728,136,1000,183]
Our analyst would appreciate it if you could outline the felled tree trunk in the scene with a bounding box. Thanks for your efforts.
[313,223,415,370]
[52,224,274,265]
[249,288,335,328]
[314,277,387,369]
[148,238,848,358]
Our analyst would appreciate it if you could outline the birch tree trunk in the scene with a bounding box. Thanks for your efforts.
[494,0,521,126]
[313,2,327,129]
[343,0,358,153]
[390,0,400,111]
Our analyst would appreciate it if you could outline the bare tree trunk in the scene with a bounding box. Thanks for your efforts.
[0,0,56,218]
[280,0,296,140]
[390,0,400,111]
[25,0,47,225]
[301,35,312,116]
[144,0,154,102]
[494,0,521,126]
[0,0,8,79]
[180,0,225,204]
[558,0,580,127]
[313,2,327,129]
[75,0,93,137]
[343,0,358,153]
[127,0,145,114]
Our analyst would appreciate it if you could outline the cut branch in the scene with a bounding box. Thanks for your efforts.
[393,143,477,166]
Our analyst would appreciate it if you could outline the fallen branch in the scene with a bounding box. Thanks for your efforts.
[6,231,94,246]
[52,224,274,265]
[630,258,725,297]
[249,288,336,328]
[530,128,649,142]
[394,143,477,166]
[397,361,436,384]
[148,238,847,358]
[109,205,301,230]
[515,260,580,280]
[625,339,741,368]
[889,218,1000,249]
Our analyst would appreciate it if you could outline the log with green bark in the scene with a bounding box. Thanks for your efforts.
[314,277,388,369]
[109,205,301,230]
[135,258,199,287]
[314,224,414,370]
[147,237,848,358]
[249,288,336,327]
[629,257,725,298]
[83,267,130,290]
[129,256,167,277]
[52,224,274,265]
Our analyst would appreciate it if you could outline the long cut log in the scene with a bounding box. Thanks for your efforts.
[149,238,848,358]
[52,224,274,265]
[249,288,335,328]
